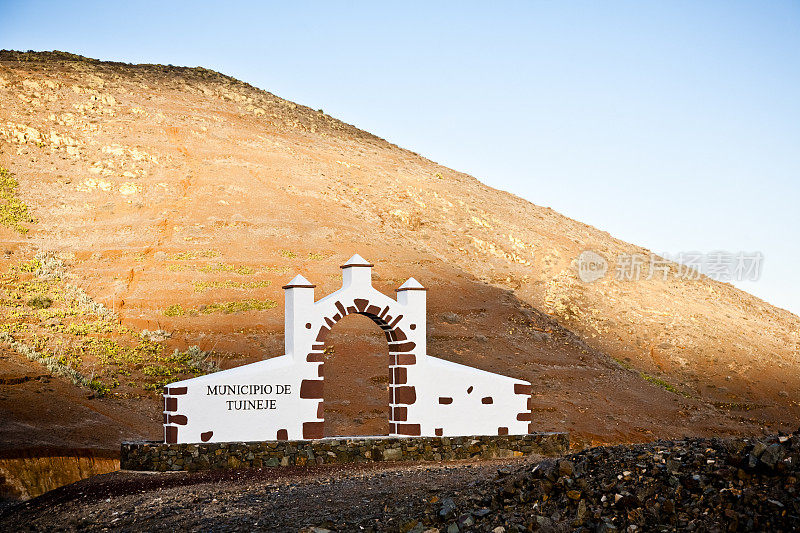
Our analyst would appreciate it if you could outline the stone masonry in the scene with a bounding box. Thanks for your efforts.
[121,432,569,472]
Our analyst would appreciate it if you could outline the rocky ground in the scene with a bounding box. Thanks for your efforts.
[0,458,520,531]
[426,430,800,532]
[1,431,797,531]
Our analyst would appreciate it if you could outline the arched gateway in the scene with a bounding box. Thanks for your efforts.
[162,255,533,444]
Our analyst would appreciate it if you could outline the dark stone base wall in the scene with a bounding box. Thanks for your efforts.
[121,432,569,472]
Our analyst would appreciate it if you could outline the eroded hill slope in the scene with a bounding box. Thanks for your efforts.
[0,50,797,454]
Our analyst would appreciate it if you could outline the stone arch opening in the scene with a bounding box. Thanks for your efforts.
[319,313,390,437]
[308,297,414,438]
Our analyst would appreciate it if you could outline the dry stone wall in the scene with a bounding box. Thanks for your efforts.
[121,432,568,472]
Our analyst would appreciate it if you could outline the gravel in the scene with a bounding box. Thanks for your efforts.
[1,431,798,532]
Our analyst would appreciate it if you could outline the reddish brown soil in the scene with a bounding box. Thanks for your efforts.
[0,348,159,452]
[0,50,797,475]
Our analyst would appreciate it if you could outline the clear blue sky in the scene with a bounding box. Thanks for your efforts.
[2,1,798,314]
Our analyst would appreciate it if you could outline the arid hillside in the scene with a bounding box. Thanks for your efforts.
[0,50,798,465]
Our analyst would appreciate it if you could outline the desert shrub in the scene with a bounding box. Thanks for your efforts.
[140,329,172,342]
[88,380,111,396]
[62,320,117,336]
[27,294,52,309]
[142,345,219,390]
[16,253,114,318]
[18,257,41,273]
[441,311,461,324]
[35,253,67,279]
[0,331,101,395]
[63,283,114,318]
[175,345,218,374]
[169,250,220,260]
[17,253,66,279]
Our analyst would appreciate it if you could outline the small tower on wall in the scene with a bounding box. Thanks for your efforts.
[283,274,316,360]
[340,253,374,288]
[396,277,427,357]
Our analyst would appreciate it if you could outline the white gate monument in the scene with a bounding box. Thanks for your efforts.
[162,255,532,443]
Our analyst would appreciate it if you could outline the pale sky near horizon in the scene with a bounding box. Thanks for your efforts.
[1,1,798,314]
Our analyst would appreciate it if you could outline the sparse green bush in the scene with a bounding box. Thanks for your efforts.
[88,379,111,396]
[192,279,271,292]
[18,258,41,273]
[61,320,117,336]
[611,355,690,397]
[164,298,275,316]
[0,166,37,234]
[169,250,220,261]
[201,298,276,314]
[164,303,195,317]
[278,249,297,258]
[640,372,691,397]
[612,356,633,370]
[168,263,286,275]
[199,263,255,275]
